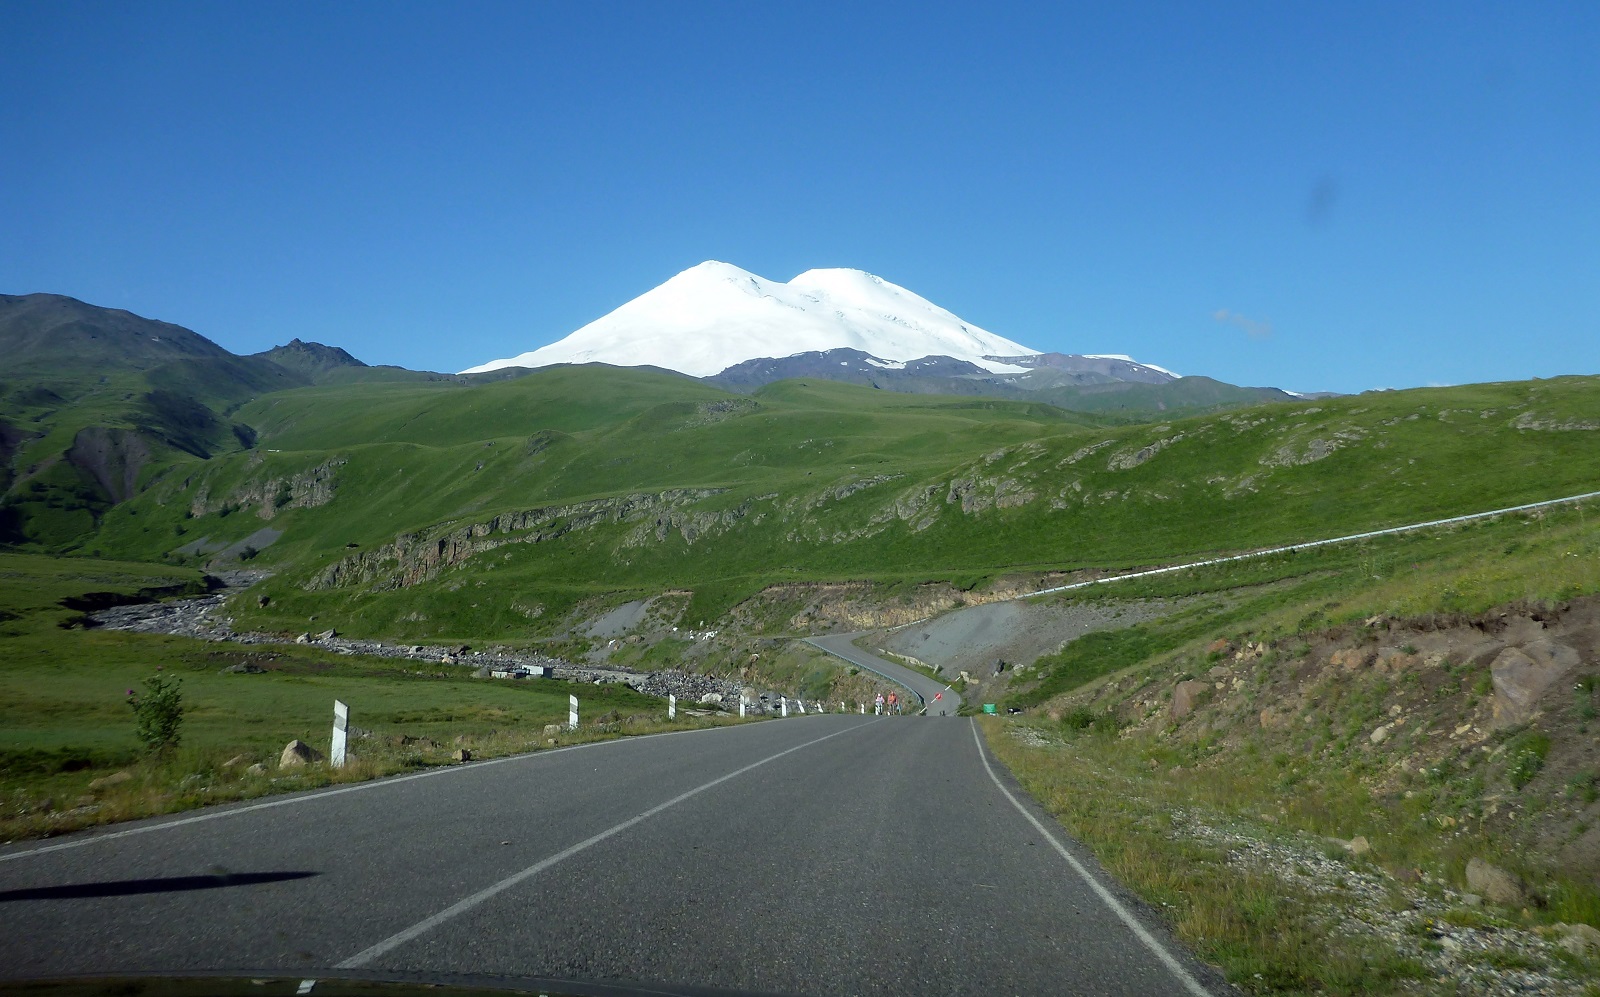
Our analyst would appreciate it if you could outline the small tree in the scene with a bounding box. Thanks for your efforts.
[127,673,184,754]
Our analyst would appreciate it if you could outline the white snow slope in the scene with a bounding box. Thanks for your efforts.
[459,261,1041,377]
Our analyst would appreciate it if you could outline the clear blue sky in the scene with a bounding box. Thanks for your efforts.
[3,2,1595,393]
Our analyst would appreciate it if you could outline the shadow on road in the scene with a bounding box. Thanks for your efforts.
[0,870,318,901]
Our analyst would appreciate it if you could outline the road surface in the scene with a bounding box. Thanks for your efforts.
[0,716,1220,996]
[805,634,962,716]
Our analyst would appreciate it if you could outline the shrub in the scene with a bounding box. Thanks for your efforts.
[127,674,184,755]
[1506,733,1550,790]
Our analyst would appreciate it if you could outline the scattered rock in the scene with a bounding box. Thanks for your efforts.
[279,739,324,768]
[1347,835,1372,857]
[453,748,472,762]
[1206,638,1232,655]
[1170,679,1210,719]
[256,594,270,607]
[542,724,564,737]
[1490,640,1579,726]
[222,662,266,674]
[246,763,267,775]
[1259,707,1283,728]
[1370,724,1393,745]
[1465,857,1533,908]
[88,771,133,792]
[295,632,311,643]
[1375,650,1420,673]
[1459,893,1482,906]
[1331,648,1372,671]
[316,629,337,640]
[221,754,250,769]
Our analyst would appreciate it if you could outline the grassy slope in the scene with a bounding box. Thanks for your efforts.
[975,501,1600,994]
[76,368,1600,643]
[0,551,745,841]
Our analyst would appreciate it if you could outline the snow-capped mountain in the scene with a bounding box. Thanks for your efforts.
[459,261,1041,378]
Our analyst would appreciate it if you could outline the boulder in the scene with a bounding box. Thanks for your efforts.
[279,739,324,768]
[221,754,250,769]
[245,763,267,775]
[316,629,337,640]
[1331,648,1372,671]
[698,692,723,705]
[295,633,311,643]
[1465,857,1532,907]
[1206,638,1232,655]
[88,770,133,792]
[1375,650,1420,673]
[542,724,564,737]
[1556,922,1600,958]
[222,662,266,674]
[1491,641,1579,725]
[1369,724,1392,745]
[453,748,472,762]
[1347,835,1372,857]
[1170,680,1210,719]
[256,595,271,607]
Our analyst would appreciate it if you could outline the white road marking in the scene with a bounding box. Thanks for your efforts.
[334,718,879,968]
[969,720,1212,997]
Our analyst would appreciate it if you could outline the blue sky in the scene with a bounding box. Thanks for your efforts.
[2,2,1595,393]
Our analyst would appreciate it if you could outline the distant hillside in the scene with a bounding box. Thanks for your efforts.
[0,293,233,374]
[708,347,1298,418]
[251,338,366,380]
[61,355,1600,651]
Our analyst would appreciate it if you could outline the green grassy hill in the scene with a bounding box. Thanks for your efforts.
[68,362,1600,642]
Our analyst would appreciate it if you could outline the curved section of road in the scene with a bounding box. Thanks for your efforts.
[0,715,1218,995]
[805,634,962,716]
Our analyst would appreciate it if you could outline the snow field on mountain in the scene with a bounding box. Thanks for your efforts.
[460,261,1040,377]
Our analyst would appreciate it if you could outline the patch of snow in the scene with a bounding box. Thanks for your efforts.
[1082,354,1182,378]
[864,358,907,370]
[460,261,1041,377]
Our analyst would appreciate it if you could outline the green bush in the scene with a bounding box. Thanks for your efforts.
[1506,733,1550,790]
[127,673,184,755]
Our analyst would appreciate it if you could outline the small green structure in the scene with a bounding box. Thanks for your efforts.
[982,703,997,715]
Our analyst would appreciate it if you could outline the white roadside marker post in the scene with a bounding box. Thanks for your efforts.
[569,694,579,731]
[739,697,746,718]
[331,700,349,768]
[860,703,864,714]
[668,694,676,720]
[797,698,805,714]
[781,697,788,717]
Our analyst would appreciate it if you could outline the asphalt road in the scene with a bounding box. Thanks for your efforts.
[0,716,1221,996]
[805,635,962,716]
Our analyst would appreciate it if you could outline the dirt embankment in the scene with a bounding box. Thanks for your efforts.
[1063,596,1600,882]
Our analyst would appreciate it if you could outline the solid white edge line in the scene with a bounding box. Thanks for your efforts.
[968,720,1213,997]
[334,717,879,969]
[0,715,787,864]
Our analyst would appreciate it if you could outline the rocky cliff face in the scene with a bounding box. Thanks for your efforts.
[188,457,345,520]
[307,487,728,591]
